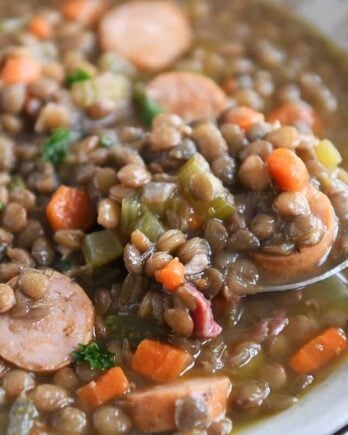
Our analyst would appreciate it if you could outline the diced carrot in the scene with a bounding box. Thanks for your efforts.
[0,55,42,85]
[268,102,322,135]
[154,258,185,292]
[46,185,95,231]
[76,367,130,408]
[131,339,191,382]
[289,328,347,374]
[28,16,53,39]
[222,106,265,131]
[266,148,309,191]
[60,0,106,25]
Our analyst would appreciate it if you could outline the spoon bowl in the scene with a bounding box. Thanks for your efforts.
[259,257,348,292]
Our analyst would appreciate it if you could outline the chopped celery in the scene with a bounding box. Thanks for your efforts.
[71,73,131,108]
[315,139,342,170]
[195,194,235,220]
[98,52,136,76]
[136,211,165,241]
[105,314,167,346]
[121,196,142,234]
[8,175,26,191]
[6,397,38,435]
[142,182,176,215]
[176,154,210,190]
[83,230,123,268]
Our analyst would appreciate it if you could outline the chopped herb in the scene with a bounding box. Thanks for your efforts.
[42,128,75,165]
[100,134,115,148]
[65,68,92,87]
[8,175,26,192]
[72,342,115,371]
[134,84,164,127]
[56,259,72,272]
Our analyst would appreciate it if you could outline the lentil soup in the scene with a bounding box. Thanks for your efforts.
[0,1,347,434]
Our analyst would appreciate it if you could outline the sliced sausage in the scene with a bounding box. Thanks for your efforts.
[99,1,192,71]
[146,71,229,121]
[253,184,336,283]
[0,271,94,372]
[125,376,231,433]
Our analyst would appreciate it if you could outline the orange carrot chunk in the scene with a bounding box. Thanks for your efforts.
[289,328,348,374]
[268,102,322,135]
[223,106,265,131]
[0,56,42,85]
[76,367,130,408]
[266,148,309,192]
[60,0,106,25]
[28,16,53,39]
[46,185,95,231]
[132,339,191,382]
[154,258,185,292]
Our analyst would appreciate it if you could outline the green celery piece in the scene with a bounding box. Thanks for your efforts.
[42,128,76,165]
[105,314,168,346]
[83,230,123,268]
[121,196,142,234]
[8,175,26,191]
[195,194,235,221]
[100,134,115,148]
[136,211,165,241]
[65,68,92,87]
[6,397,38,435]
[208,194,235,220]
[176,154,210,190]
[134,84,164,127]
[141,182,176,216]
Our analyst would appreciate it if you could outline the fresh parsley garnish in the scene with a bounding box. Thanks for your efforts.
[42,128,75,165]
[72,342,116,371]
[100,134,115,148]
[134,84,164,127]
[65,68,92,87]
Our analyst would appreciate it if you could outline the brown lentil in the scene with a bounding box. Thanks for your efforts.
[52,406,88,435]
[157,229,187,254]
[2,370,35,396]
[93,406,132,435]
[2,203,27,233]
[18,271,50,300]
[30,384,72,413]
[145,252,173,277]
[0,284,16,313]
[97,199,120,229]
[130,229,152,253]
[117,164,151,188]
[239,155,271,191]
[164,308,194,337]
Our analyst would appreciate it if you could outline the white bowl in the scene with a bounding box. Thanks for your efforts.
[240,2,348,434]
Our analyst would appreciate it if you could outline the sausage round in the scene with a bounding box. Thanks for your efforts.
[253,184,337,283]
[125,376,231,432]
[99,1,193,71]
[0,271,94,372]
[146,71,229,121]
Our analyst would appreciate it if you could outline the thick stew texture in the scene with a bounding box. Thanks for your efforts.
[0,0,347,434]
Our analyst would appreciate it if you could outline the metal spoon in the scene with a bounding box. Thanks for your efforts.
[259,257,348,292]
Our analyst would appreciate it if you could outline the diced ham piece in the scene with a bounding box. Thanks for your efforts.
[185,283,222,339]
